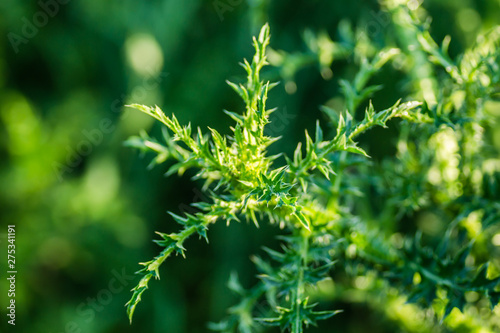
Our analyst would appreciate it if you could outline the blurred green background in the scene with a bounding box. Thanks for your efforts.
[0,0,499,332]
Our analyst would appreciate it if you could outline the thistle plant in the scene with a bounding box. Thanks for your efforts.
[126,5,500,331]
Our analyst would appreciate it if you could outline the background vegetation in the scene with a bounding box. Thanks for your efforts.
[1,0,500,332]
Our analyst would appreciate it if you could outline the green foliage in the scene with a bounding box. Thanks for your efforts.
[126,7,500,333]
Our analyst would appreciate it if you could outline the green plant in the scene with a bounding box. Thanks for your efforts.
[126,5,500,332]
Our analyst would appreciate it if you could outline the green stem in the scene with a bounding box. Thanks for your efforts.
[293,231,310,333]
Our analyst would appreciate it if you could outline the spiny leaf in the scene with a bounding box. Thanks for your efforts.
[293,210,311,231]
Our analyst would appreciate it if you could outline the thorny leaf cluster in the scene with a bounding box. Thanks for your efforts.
[125,3,500,332]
